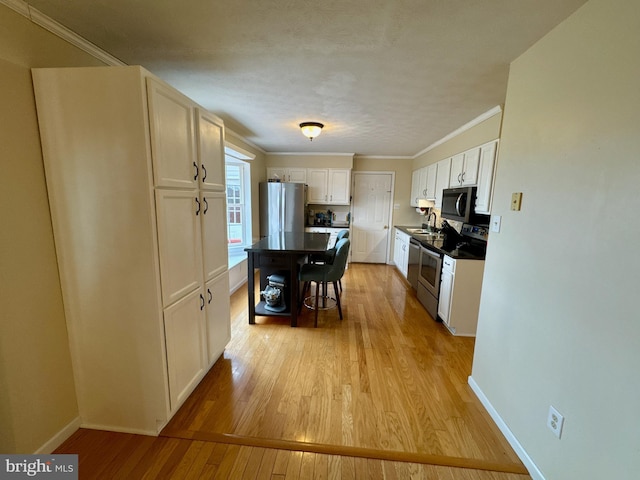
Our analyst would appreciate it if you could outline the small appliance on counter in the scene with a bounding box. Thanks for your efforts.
[331,210,350,227]
[261,274,287,312]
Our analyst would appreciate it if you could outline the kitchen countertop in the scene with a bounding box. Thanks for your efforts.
[395,225,486,260]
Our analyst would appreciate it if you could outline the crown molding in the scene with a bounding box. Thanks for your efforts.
[354,155,413,161]
[1,0,125,66]
[414,105,503,159]
[266,152,355,157]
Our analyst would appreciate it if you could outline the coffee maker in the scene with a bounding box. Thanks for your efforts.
[261,274,286,312]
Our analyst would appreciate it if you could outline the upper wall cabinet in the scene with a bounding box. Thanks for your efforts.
[298,168,351,205]
[434,158,451,208]
[474,140,498,215]
[147,79,198,189]
[410,163,437,207]
[449,148,480,187]
[196,109,226,191]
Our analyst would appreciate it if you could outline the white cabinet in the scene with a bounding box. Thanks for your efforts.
[393,228,410,278]
[32,65,231,434]
[155,189,204,307]
[197,109,226,191]
[449,147,480,187]
[474,141,498,215]
[205,272,231,367]
[410,169,422,207]
[266,167,307,183]
[425,163,438,200]
[147,78,198,189]
[164,287,207,408]
[410,164,437,207]
[437,255,485,336]
[434,158,451,208]
[307,168,351,205]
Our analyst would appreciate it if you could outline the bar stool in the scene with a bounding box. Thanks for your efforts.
[299,238,350,327]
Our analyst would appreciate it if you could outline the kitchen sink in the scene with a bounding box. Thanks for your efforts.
[407,228,432,233]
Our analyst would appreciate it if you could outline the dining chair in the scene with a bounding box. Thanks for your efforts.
[299,238,350,327]
[309,229,349,292]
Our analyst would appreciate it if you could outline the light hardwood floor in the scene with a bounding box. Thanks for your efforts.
[56,263,531,479]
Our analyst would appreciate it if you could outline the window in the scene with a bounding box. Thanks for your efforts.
[225,145,253,268]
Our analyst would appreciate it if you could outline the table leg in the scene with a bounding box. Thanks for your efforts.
[247,252,256,324]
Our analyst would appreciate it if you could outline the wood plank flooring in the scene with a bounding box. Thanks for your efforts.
[55,263,531,479]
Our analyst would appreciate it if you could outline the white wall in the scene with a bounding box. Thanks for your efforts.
[470,0,640,479]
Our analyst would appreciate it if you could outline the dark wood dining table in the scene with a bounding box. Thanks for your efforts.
[244,232,330,327]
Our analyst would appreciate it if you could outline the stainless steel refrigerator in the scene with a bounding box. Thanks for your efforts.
[259,182,307,238]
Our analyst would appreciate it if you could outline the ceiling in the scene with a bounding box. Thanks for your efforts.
[26,0,586,157]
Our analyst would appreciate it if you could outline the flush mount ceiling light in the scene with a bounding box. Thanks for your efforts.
[299,122,324,141]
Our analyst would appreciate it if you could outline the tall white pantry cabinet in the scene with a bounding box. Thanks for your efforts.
[32,66,231,435]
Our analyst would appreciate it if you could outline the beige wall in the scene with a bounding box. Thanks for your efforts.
[412,112,503,170]
[471,0,639,478]
[0,5,106,453]
[265,153,353,170]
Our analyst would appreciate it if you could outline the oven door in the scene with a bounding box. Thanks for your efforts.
[418,246,442,297]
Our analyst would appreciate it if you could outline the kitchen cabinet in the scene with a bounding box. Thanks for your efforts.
[32,65,231,435]
[266,167,307,183]
[437,255,485,336]
[449,147,480,187]
[474,140,498,215]
[393,228,410,278]
[410,164,437,207]
[307,168,351,205]
[434,158,451,208]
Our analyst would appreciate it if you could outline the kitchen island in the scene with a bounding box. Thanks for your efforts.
[245,232,330,327]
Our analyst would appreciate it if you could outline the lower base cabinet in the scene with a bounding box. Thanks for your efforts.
[437,256,485,336]
[205,273,231,366]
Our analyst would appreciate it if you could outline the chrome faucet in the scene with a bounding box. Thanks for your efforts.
[426,211,437,231]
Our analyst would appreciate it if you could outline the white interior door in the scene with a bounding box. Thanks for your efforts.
[351,172,393,263]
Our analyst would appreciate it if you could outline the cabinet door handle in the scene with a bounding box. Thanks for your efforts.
[461,172,465,182]
[200,294,205,310]
[193,162,199,181]
[203,197,209,215]
[201,164,207,182]
[195,197,201,215]
[207,288,212,304]
[457,173,462,184]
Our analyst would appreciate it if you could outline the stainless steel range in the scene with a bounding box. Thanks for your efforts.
[413,222,488,321]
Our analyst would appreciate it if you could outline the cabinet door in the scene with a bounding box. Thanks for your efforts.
[410,170,421,207]
[288,168,307,183]
[418,167,429,199]
[147,78,198,189]
[205,273,231,366]
[425,163,437,200]
[449,153,465,186]
[435,158,451,208]
[438,269,454,325]
[156,189,203,307]
[197,109,225,191]
[328,169,351,204]
[201,192,228,282]
[307,169,329,203]
[164,287,207,409]
[475,141,497,214]
[461,148,480,186]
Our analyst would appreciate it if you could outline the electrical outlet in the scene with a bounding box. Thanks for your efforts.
[491,215,501,233]
[547,405,564,439]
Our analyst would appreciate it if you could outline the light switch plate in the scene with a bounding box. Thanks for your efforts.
[491,215,501,233]
[511,192,523,211]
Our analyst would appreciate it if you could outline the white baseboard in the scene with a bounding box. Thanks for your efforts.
[35,416,81,454]
[468,376,545,480]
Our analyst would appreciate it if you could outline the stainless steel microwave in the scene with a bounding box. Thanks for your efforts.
[441,186,478,223]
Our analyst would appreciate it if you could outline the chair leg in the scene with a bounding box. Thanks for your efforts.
[314,281,320,328]
[338,279,343,292]
[333,281,343,320]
